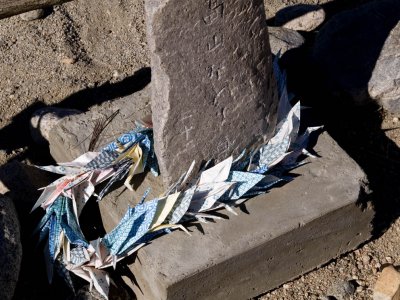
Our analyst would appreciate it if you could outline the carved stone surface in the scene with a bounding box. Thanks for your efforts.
[146,0,278,185]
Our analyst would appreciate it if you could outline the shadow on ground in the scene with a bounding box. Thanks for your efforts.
[0,67,150,164]
[279,0,400,239]
[1,68,150,300]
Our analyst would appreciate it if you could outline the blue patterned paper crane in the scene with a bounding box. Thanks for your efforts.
[37,195,89,281]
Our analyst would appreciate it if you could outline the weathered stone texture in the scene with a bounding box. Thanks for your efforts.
[146,0,278,185]
[0,195,22,300]
[312,0,400,105]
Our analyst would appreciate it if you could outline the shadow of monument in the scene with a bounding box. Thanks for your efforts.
[279,0,400,240]
[0,67,151,163]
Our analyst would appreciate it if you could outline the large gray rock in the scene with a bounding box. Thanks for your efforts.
[0,195,22,300]
[48,85,151,163]
[368,22,400,113]
[30,107,81,144]
[312,0,400,105]
[109,131,373,300]
[275,4,325,32]
[268,26,305,55]
[146,0,279,185]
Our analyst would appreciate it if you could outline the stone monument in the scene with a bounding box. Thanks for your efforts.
[146,0,278,185]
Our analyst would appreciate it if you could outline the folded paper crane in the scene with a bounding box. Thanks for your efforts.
[32,57,323,299]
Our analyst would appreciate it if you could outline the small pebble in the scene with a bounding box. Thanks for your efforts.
[393,117,399,123]
[357,262,364,270]
[362,255,371,265]
[112,70,121,79]
[385,256,393,263]
[61,57,76,65]
[357,279,366,286]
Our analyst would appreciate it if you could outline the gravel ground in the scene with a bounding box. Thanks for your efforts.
[0,1,399,300]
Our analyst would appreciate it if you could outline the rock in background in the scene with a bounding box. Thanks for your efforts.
[312,0,400,105]
[368,22,400,113]
[0,195,22,300]
[268,26,305,55]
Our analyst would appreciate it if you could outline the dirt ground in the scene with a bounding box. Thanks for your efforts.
[0,0,149,165]
[1,0,399,300]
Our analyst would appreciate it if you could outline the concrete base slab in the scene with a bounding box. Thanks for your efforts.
[47,101,374,299]
[98,173,165,233]
[114,132,373,300]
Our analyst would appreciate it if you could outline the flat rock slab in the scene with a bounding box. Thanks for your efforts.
[48,85,151,162]
[105,131,373,300]
[146,0,278,185]
[268,26,305,55]
[312,0,400,105]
